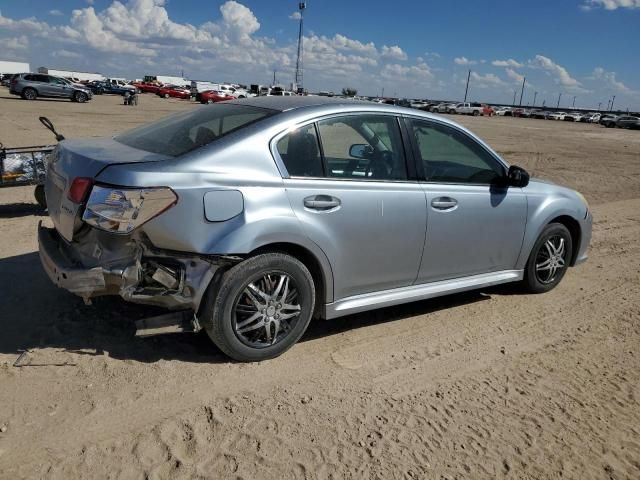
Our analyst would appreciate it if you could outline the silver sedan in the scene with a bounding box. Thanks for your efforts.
[39,97,592,361]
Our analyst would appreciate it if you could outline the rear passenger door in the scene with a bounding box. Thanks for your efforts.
[275,114,427,301]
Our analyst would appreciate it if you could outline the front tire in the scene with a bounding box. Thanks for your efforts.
[163,93,169,99]
[74,92,88,103]
[201,253,315,362]
[523,223,573,293]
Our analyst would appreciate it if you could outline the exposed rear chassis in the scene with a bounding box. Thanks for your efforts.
[38,222,233,312]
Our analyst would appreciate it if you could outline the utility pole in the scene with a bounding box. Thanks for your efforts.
[294,2,306,91]
[463,69,471,102]
[572,96,576,108]
[533,91,538,107]
[542,99,546,107]
[606,99,611,111]
[598,102,602,112]
[610,95,616,111]
[273,70,276,85]
[512,90,516,105]
[518,76,526,106]
[381,87,385,98]
[557,92,562,108]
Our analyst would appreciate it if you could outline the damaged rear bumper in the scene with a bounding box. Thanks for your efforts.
[38,222,221,311]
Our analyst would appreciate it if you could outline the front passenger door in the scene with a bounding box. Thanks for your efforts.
[408,118,527,283]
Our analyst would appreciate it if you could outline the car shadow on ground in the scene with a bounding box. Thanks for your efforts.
[0,251,506,365]
[0,203,46,218]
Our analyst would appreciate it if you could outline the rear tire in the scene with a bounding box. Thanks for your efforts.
[22,88,37,100]
[522,223,573,294]
[201,253,315,362]
[34,185,47,209]
[473,110,479,116]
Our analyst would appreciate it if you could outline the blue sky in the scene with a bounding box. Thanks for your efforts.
[1,0,639,109]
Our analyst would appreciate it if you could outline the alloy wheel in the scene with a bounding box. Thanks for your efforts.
[232,272,302,348]
[535,235,567,284]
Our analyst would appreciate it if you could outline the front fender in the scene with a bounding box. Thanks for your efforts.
[517,186,589,269]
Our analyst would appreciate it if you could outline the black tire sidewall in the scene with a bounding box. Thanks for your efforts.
[524,223,573,293]
[75,92,87,103]
[203,253,315,362]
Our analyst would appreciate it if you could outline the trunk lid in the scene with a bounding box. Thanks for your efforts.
[46,137,170,241]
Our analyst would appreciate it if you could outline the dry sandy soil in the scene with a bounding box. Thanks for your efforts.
[0,91,639,480]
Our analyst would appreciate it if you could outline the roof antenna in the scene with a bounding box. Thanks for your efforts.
[39,116,65,142]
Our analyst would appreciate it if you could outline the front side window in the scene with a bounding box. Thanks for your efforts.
[115,104,275,157]
[316,115,407,180]
[410,119,504,184]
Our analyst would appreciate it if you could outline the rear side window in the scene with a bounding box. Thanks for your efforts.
[115,104,275,157]
[276,124,324,177]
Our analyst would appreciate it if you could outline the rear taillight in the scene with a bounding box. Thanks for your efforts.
[67,177,93,203]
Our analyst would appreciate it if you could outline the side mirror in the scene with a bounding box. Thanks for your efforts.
[507,165,530,188]
[349,144,373,159]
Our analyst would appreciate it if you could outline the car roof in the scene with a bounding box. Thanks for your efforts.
[227,95,365,112]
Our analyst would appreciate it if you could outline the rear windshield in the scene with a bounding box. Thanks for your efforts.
[115,103,275,157]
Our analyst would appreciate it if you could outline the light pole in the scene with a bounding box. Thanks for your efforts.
[557,92,562,108]
[598,102,602,112]
[572,96,576,108]
[463,69,471,102]
[533,91,538,107]
[512,90,517,105]
[518,76,526,106]
[294,2,306,92]
[610,95,616,111]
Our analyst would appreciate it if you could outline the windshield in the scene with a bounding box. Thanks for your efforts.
[115,104,276,157]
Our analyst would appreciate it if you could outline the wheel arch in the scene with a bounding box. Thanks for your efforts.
[547,215,581,266]
[249,241,331,319]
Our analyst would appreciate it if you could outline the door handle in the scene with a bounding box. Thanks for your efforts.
[431,197,458,210]
[304,195,341,211]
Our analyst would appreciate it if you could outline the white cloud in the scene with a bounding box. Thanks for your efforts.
[492,58,522,68]
[52,49,82,59]
[381,45,407,61]
[470,71,508,88]
[529,54,581,88]
[4,35,29,50]
[381,61,433,80]
[289,11,302,20]
[505,68,524,83]
[591,67,636,94]
[49,9,64,16]
[582,0,640,9]
[454,56,477,66]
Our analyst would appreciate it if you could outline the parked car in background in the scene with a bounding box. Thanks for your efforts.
[157,85,191,99]
[88,81,132,96]
[105,78,137,93]
[563,112,581,122]
[532,110,549,119]
[37,96,592,362]
[1,73,18,87]
[133,82,162,94]
[430,103,450,113]
[494,107,512,116]
[547,112,567,121]
[616,115,640,129]
[599,114,619,128]
[456,102,484,116]
[9,73,93,102]
[199,90,234,104]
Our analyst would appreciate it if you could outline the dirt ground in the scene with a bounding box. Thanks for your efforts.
[0,90,639,480]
